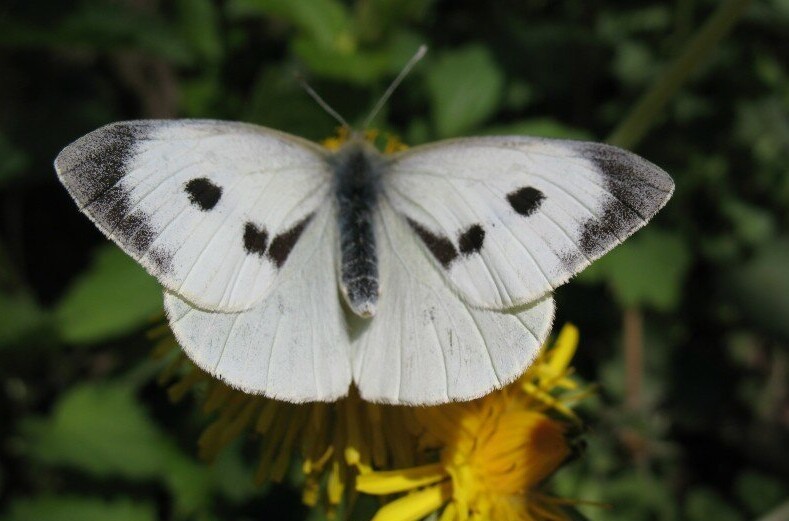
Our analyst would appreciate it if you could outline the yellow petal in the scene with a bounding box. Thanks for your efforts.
[357,463,447,495]
[521,382,580,422]
[438,501,459,521]
[371,482,452,521]
[546,324,579,377]
[327,459,345,505]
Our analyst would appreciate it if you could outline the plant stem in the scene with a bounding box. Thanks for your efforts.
[623,307,644,411]
[607,0,752,415]
[756,501,789,521]
[607,0,754,149]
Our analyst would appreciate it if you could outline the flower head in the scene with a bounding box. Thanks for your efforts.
[152,323,586,520]
[356,324,584,521]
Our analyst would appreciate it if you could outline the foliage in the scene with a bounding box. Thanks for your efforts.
[0,0,787,520]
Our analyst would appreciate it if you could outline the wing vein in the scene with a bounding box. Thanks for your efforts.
[213,312,244,372]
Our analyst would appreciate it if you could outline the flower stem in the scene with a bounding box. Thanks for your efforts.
[607,0,754,149]
[608,0,752,419]
[623,307,644,411]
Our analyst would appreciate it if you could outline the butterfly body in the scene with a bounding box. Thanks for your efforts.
[331,138,384,317]
[56,119,673,404]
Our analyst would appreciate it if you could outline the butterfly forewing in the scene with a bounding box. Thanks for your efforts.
[383,137,674,310]
[55,120,331,312]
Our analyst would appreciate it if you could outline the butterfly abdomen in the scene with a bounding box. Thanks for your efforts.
[332,142,383,317]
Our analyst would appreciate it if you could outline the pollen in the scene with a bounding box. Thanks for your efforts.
[321,126,409,154]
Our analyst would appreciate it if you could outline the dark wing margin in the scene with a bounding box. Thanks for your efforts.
[54,121,152,208]
[569,141,674,259]
[54,121,172,271]
[54,119,333,312]
[382,136,675,311]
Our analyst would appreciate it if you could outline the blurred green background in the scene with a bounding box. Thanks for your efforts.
[1,0,787,520]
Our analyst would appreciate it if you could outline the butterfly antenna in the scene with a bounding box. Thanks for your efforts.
[362,44,428,130]
[295,73,350,129]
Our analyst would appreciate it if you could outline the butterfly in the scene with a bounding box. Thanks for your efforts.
[55,116,673,405]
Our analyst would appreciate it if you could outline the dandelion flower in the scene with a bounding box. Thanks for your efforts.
[356,324,583,521]
[152,323,585,520]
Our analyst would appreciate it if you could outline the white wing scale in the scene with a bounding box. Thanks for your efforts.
[163,206,352,402]
[352,202,555,404]
[57,122,673,404]
[55,120,331,312]
[384,137,674,310]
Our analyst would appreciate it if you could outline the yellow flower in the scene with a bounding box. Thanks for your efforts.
[152,323,585,520]
[152,326,419,514]
[356,324,583,521]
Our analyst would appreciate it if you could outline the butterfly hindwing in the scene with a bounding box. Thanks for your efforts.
[352,201,555,404]
[163,206,352,402]
[55,120,332,312]
[384,137,674,310]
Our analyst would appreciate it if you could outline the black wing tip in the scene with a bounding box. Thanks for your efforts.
[54,121,158,206]
[572,141,675,194]
[54,121,151,170]
[568,141,675,260]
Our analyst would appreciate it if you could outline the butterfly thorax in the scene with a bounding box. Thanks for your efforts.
[330,139,385,318]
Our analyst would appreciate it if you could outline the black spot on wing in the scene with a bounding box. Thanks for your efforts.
[458,224,485,255]
[267,215,313,268]
[408,218,458,269]
[507,186,545,217]
[55,122,151,207]
[243,222,269,256]
[185,177,222,210]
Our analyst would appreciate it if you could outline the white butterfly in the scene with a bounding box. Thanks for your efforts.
[55,117,672,404]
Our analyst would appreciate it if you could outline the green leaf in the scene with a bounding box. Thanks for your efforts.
[0,133,29,185]
[612,40,658,87]
[735,98,789,165]
[426,45,504,137]
[20,381,222,514]
[0,291,50,349]
[685,488,743,521]
[293,37,391,84]
[244,65,337,139]
[59,7,185,62]
[227,0,352,50]
[23,382,179,478]
[721,199,776,247]
[735,470,787,515]
[0,7,195,65]
[54,245,162,344]
[481,118,593,140]
[722,238,789,341]
[5,496,155,521]
[176,0,222,63]
[579,228,690,311]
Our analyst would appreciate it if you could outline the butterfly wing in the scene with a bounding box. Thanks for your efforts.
[55,120,331,312]
[383,137,674,309]
[352,201,554,404]
[164,205,352,401]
